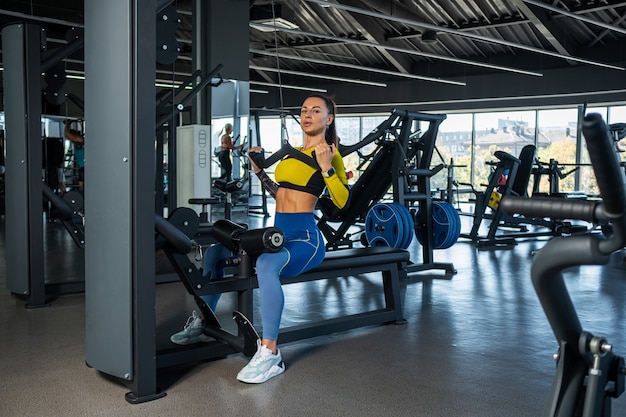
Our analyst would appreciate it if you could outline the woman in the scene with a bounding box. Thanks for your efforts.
[171,93,349,384]
[217,123,244,181]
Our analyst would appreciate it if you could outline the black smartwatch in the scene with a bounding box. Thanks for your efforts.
[322,167,336,178]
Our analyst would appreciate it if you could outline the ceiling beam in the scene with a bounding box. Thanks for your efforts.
[309,0,413,74]
[385,15,530,42]
[511,0,573,59]
[250,48,466,85]
[302,0,624,71]
[521,0,626,36]
[250,24,543,76]
[249,64,388,87]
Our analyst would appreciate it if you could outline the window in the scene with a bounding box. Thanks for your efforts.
[433,113,473,197]
[536,108,579,194]
[335,116,361,182]
[609,106,626,166]
[474,111,536,194]
[249,103,626,203]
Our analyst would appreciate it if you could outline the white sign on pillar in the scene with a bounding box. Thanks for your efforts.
[176,124,212,221]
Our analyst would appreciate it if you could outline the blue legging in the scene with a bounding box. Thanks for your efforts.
[201,212,325,340]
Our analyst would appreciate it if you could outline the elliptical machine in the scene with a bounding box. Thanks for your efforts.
[501,113,625,417]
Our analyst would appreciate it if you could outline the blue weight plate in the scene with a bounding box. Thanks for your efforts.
[391,202,414,249]
[387,203,408,249]
[365,203,404,247]
[433,202,454,249]
[442,201,461,248]
[415,201,461,249]
[432,202,461,249]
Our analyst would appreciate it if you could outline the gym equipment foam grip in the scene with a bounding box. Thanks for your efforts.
[212,219,284,254]
[155,215,192,254]
[237,227,284,254]
[582,113,626,218]
[212,219,247,251]
[500,196,600,223]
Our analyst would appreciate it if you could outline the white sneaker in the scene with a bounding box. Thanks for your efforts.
[236,340,285,383]
[170,310,212,345]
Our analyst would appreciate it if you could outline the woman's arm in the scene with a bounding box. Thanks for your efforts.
[323,153,349,209]
[249,147,279,199]
[255,170,279,199]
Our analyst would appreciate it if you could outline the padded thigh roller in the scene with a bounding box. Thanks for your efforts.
[213,178,244,193]
[212,219,284,254]
[237,227,284,254]
[212,219,247,251]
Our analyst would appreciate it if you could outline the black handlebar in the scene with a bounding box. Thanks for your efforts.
[499,196,600,223]
[582,113,626,218]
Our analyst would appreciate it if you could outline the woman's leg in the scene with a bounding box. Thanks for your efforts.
[199,243,233,311]
[218,151,232,181]
[236,232,324,384]
[255,238,324,349]
[170,243,232,345]
[254,249,290,345]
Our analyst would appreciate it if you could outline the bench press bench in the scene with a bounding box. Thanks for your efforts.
[156,211,410,368]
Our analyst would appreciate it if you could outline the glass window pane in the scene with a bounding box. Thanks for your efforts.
[579,106,625,198]
[335,116,361,182]
[434,113,473,201]
[361,115,389,140]
[536,108,579,194]
[609,105,626,124]
[609,106,626,172]
[580,107,608,197]
[474,111,536,195]
[284,115,302,147]
[345,115,390,182]
[335,116,360,146]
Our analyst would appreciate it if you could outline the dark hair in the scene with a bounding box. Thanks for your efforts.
[307,93,337,146]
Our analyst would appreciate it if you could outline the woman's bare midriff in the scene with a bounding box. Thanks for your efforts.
[275,188,318,213]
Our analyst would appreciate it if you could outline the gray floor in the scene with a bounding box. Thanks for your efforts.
[1,207,625,417]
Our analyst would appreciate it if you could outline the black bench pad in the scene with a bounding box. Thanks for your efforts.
[188,198,221,205]
[200,246,409,293]
[309,246,410,272]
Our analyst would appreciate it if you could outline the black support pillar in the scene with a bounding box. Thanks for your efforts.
[84,0,162,403]
[2,23,46,307]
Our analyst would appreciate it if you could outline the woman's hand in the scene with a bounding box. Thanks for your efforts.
[314,143,336,172]
[248,146,263,173]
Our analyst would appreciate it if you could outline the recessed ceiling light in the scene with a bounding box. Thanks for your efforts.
[250,18,299,32]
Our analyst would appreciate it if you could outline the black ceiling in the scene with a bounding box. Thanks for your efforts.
[1,0,625,113]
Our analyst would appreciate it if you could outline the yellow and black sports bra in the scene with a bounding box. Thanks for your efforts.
[274,147,349,209]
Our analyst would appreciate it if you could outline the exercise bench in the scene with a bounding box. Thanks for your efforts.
[156,210,409,369]
[195,244,410,344]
